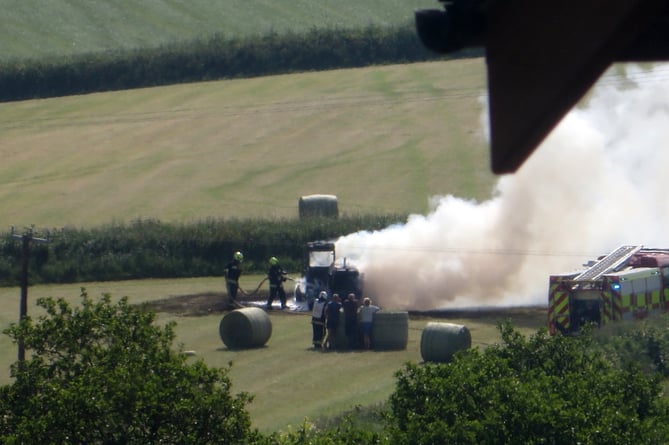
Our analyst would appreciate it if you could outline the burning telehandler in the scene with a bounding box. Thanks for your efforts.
[294,241,363,309]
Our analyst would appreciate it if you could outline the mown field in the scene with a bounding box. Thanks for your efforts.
[0,0,437,62]
[0,58,494,228]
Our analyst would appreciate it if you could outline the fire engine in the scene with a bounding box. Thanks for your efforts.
[548,245,669,335]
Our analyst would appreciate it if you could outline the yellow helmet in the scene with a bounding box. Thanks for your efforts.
[269,256,278,265]
[233,251,244,262]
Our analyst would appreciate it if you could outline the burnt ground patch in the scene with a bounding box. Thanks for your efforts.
[143,290,272,316]
[145,291,546,328]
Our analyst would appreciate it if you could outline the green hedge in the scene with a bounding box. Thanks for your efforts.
[0,214,405,286]
[0,25,482,102]
[388,323,669,445]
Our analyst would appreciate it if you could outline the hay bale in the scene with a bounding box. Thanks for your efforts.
[332,310,348,349]
[298,194,338,219]
[219,307,272,349]
[420,322,471,363]
[372,311,409,351]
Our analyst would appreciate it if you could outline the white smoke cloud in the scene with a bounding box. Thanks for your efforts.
[336,64,669,310]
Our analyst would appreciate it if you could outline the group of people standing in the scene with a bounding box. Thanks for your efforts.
[224,251,381,350]
[311,292,380,350]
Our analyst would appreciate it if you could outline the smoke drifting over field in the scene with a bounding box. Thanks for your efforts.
[336,64,669,310]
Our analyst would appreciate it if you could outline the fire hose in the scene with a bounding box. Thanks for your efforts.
[239,276,296,298]
[239,277,267,297]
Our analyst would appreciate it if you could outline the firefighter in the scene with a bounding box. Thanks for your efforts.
[224,251,243,309]
[266,256,288,310]
[311,291,328,348]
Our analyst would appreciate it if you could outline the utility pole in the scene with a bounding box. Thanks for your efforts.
[11,226,48,364]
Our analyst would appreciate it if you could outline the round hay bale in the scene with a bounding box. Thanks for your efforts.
[298,194,338,219]
[372,311,409,351]
[219,307,272,349]
[420,322,471,363]
[332,310,348,349]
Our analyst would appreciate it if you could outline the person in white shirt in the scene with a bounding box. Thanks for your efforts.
[357,297,380,350]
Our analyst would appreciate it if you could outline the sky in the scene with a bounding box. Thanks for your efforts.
[336,63,669,310]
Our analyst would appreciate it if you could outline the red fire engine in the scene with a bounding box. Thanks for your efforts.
[548,246,669,335]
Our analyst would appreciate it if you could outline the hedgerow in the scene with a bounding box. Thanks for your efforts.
[0,25,481,102]
[387,322,669,445]
[0,214,405,286]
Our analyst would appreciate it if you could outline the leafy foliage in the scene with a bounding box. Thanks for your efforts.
[258,416,391,445]
[388,323,669,445]
[594,314,669,378]
[0,290,258,444]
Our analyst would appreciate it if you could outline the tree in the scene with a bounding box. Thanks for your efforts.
[0,290,258,444]
[388,322,669,445]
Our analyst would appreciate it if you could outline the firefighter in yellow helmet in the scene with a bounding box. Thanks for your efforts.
[266,256,288,310]
[224,251,243,309]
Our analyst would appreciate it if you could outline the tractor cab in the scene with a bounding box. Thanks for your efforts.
[294,241,363,309]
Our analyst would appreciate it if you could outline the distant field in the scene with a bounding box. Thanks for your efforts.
[0,59,495,228]
[1,0,437,61]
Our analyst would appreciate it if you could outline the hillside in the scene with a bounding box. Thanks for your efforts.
[0,59,495,228]
[1,0,437,62]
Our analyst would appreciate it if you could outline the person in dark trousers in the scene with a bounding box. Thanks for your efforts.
[311,292,328,349]
[324,294,342,350]
[224,251,243,309]
[342,293,359,349]
[266,256,288,310]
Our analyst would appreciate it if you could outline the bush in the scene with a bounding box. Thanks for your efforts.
[594,314,669,377]
[259,415,391,445]
[0,290,260,444]
[388,323,669,445]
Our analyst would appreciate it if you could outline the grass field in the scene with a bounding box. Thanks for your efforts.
[0,0,437,62]
[0,15,505,433]
[0,276,546,433]
[0,58,494,228]
[3,2,669,438]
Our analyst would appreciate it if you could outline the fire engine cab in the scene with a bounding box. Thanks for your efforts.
[548,246,669,334]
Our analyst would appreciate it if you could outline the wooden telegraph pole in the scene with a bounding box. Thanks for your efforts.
[11,226,48,364]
